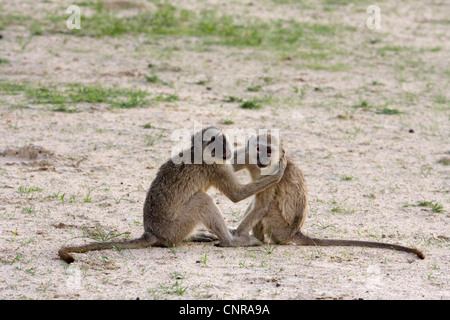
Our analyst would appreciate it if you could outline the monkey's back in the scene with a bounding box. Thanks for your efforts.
[143,160,211,223]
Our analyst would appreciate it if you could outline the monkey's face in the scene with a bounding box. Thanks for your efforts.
[201,127,232,164]
[248,133,281,168]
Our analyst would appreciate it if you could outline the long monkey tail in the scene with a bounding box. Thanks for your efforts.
[293,232,425,259]
[58,233,158,264]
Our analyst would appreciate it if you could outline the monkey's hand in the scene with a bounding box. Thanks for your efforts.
[232,234,262,247]
[215,234,262,247]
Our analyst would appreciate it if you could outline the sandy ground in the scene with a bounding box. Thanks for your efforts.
[0,0,449,300]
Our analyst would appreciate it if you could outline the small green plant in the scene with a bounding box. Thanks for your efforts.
[240,100,262,110]
[249,241,280,255]
[146,134,164,146]
[51,105,79,113]
[86,226,128,242]
[376,108,402,115]
[420,166,432,178]
[145,75,159,83]
[154,94,179,103]
[199,252,208,267]
[83,183,105,202]
[143,123,156,129]
[162,281,188,296]
[21,206,36,215]
[247,85,262,92]
[352,100,371,110]
[221,119,234,125]
[224,96,243,103]
[0,57,9,64]
[341,175,353,181]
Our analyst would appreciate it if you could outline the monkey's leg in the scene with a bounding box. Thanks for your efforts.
[169,192,260,247]
[160,191,235,246]
[252,221,265,243]
[185,231,218,242]
[236,200,269,235]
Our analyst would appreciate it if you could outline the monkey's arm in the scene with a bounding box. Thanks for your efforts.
[236,202,270,235]
[215,158,286,203]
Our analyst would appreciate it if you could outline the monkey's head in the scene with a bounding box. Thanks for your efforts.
[191,126,232,164]
[247,131,283,168]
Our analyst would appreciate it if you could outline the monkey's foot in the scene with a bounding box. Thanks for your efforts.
[186,231,218,242]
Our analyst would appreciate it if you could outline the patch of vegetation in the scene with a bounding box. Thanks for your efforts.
[0,81,149,109]
[51,105,79,113]
[240,100,262,110]
[224,96,243,103]
[375,108,402,115]
[6,3,354,55]
[305,62,349,72]
[143,123,156,129]
[351,100,372,110]
[85,226,128,242]
[18,186,43,194]
[404,201,444,213]
[154,94,179,103]
[247,85,262,92]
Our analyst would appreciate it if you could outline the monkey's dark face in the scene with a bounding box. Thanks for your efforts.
[206,133,231,160]
[247,133,281,168]
[199,127,232,163]
[256,143,273,168]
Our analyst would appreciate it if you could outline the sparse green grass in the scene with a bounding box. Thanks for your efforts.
[222,119,234,125]
[247,85,262,92]
[146,134,164,146]
[51,105,79,113]
[351,100,372,110]
[351,100,403,115]
[18,186,43,194]
[224,96,243,103]
[4,3,354,56]
[404,201,444,213]
[143,123,156,129]
[85,226,128,242]
[154,94,178,103]
[0,81,150,109]
[376,108,402,115]
[433,94,447,104]
[0,57,9,64]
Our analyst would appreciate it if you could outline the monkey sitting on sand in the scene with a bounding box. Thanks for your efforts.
[231,132,424,259]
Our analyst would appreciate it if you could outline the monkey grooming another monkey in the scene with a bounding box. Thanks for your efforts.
[58,127,287,263]
[232,132,425,259]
